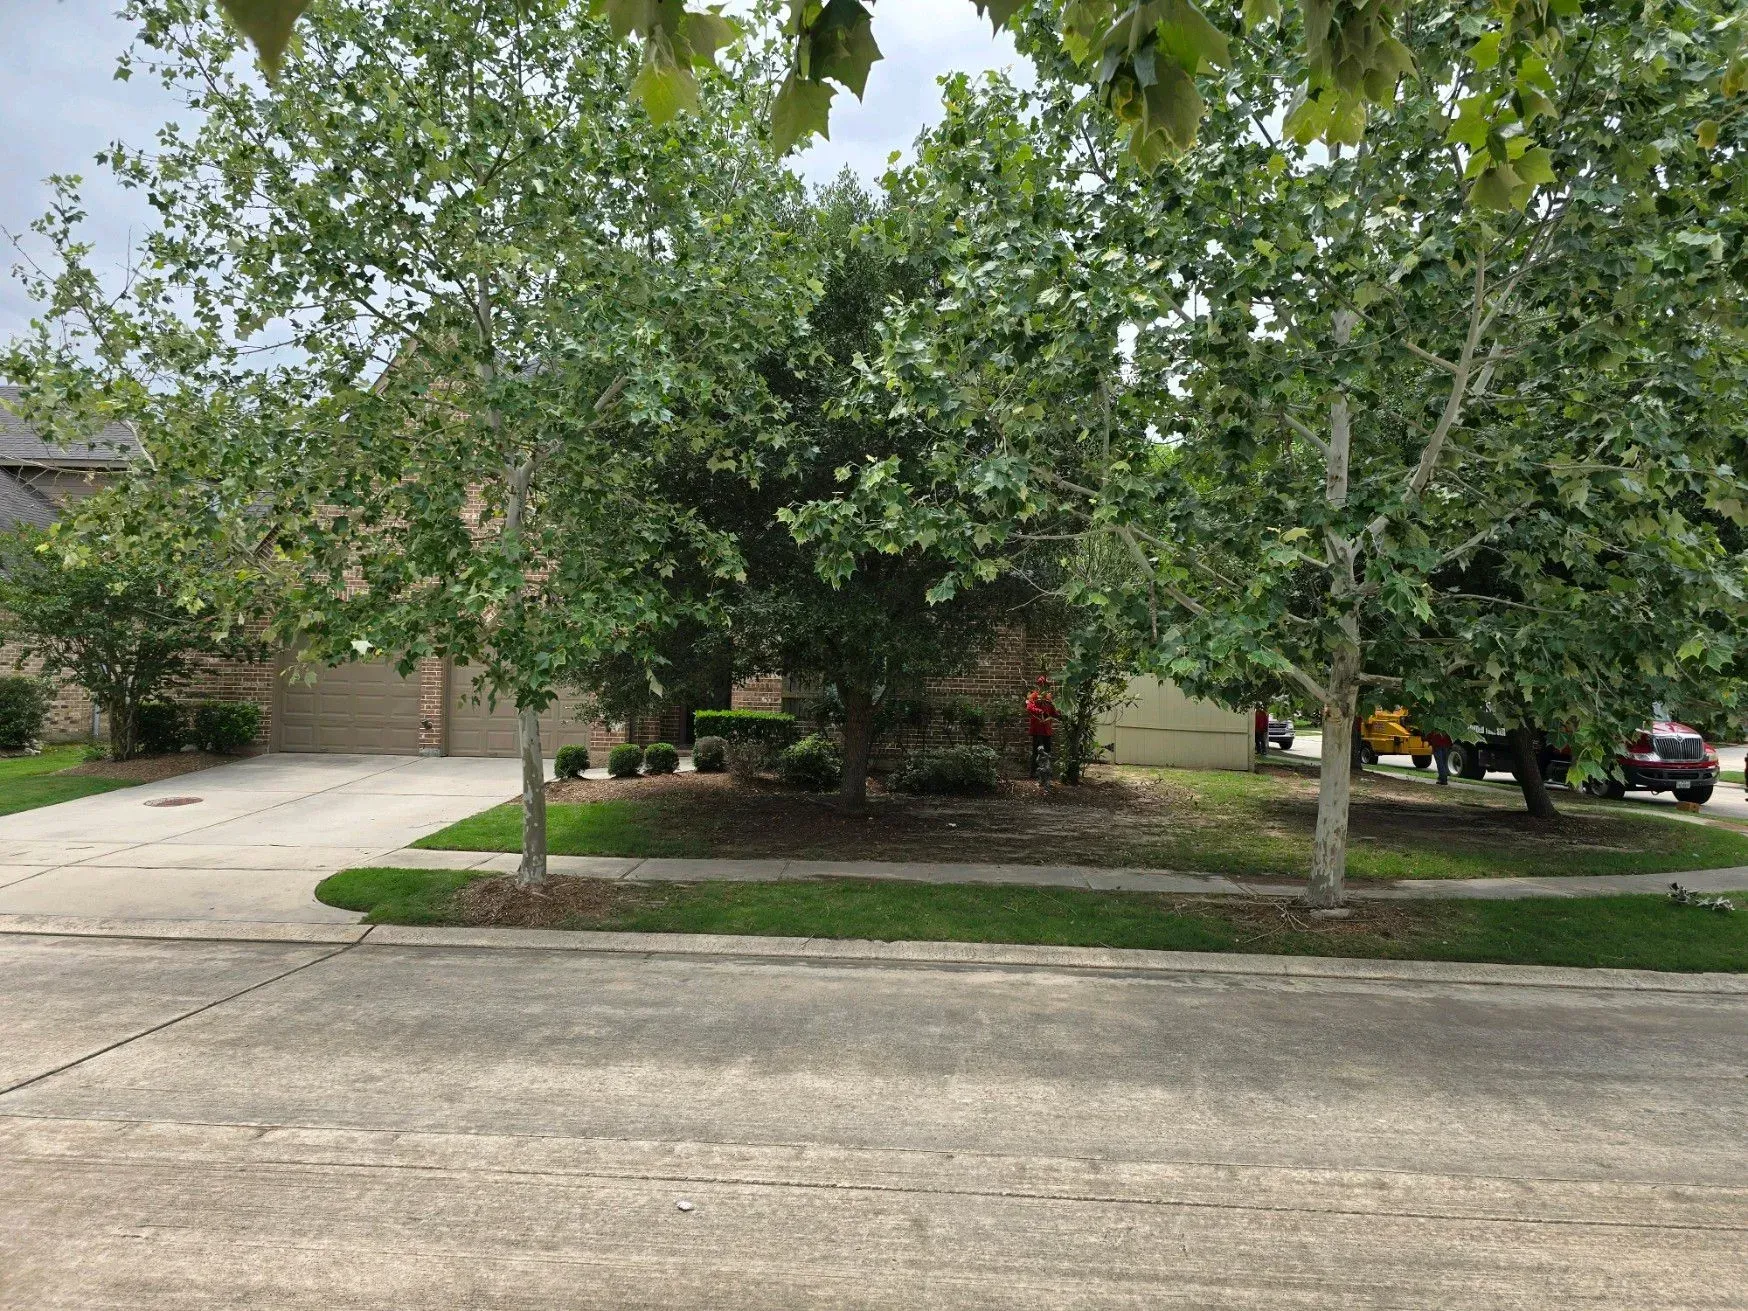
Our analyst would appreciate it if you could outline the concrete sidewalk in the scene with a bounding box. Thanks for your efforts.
[376,846,1748,901]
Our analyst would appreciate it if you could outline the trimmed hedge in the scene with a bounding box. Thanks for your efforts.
[644,742,680,775]
[138,700,188,755]
[554,744,591,779]
[607,742,644,778]
[0,677,51,749]
[890,745,1001,795]
[191,701,261,754]
[691,709,796,751]
[692,735,727,772]
[777,734,843,792]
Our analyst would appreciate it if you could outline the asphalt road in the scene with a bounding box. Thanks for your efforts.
[2,932,1744,1308]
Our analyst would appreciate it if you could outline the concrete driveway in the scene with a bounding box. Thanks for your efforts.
[0,928,1743,1307]
[0,754,524,923]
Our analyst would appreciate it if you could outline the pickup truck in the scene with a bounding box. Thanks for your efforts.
[1448,720,1719,805]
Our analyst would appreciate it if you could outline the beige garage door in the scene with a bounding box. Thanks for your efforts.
[280,658,421,754]
[447,668,594,758]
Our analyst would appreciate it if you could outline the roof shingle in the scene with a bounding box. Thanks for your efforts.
[0,384,142,467]
[0,469,56,531]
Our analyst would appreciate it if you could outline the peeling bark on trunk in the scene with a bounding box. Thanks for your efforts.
[1506,722,1558,820]
[1307,673,1359,909]
[516,705,548,887]
[839,686,876,809]
[107,698,139,762]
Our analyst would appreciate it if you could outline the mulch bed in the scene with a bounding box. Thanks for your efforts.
[66,752,238,783]
[454,873,656,929]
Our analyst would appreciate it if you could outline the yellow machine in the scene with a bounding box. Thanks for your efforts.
[1360,709,1435,768]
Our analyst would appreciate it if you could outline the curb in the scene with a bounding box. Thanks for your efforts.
[3,913,1743,994]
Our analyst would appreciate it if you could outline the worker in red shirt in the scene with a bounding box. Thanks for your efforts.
[1025,676,1060,777]
[1255,707,1269,756]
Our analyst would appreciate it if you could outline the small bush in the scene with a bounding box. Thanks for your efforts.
[890,744,1001,795]
[190,701,262,754]
[727,740,770,782]
[644,742,680,775]
[554,744,591,779]
[0,676,52,749]
[82,744,110,763]
[137,700,188,755]
[692,735,727,772]
[692,709,797,752]
[777,734,843,792]
[607,742,644,778]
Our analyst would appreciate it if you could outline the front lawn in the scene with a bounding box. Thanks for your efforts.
[411,763,1748,882]
[318,869,1748,973]
[0,746,133,817]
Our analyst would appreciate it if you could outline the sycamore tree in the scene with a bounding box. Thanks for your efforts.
[792,8,1748,906]
[215,0,1736,230]
[9,0,805,885]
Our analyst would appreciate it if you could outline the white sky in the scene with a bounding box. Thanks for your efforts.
[0,1,1031,345]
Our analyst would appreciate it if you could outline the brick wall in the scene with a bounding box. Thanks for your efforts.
[0,643,95,743]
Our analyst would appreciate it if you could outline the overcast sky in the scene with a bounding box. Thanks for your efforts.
[0,2,1030,346]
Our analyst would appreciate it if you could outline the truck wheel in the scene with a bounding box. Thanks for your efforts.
[1360,744,1379,766]
[1582,777,1626,801]
[1687,785,1714,805]
[1452,743,1487,780]
[1411,755,1432,770]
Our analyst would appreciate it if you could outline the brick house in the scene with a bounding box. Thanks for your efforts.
[0,387,142,740]
[4,389,1241,768]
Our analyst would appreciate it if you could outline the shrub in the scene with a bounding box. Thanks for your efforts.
[890,744,1001,795]
[190,701,262,754]
[777,734,844,792]
[691,709,797,752]
[692,735,727,772]
[554,744,591,779]
[607,742,644,778]
[0,676,52,749]
[137,700,188,755]
[644,742,680,775]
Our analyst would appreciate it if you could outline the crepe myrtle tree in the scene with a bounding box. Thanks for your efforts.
[21,0,807,885]
[790,9,1748,906]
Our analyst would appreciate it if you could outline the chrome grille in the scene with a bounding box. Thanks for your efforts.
[1652,733,1704,761]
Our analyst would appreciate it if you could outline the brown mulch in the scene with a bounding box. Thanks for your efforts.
[545,771,740,803]
[454,874,655,929]
[66,752,238,783]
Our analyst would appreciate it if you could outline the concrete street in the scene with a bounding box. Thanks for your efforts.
[1,926,1743,1307]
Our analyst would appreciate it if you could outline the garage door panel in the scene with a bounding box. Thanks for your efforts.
[280,659,421,755]
[448,669,593,758]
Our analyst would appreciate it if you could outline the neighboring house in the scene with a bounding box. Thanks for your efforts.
[1098,676,1255,772]
[0,386,144,740]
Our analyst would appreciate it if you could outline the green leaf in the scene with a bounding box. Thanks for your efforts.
[811,4,883,99]
[1241,0,1281,30]
[1515,146,1556,187]
[1697,119,1720,150]
[631,56,701,125]
[217,0,311,77]
[972,0,1030,31]
[680,11,741,67]
[1155,0,1231,73]
[772,75,837,154]
[1468,31,1502,71]
[597,0,657,41]
[1471,162,1525,210]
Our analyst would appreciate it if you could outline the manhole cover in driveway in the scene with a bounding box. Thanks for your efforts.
[144,796,204,808]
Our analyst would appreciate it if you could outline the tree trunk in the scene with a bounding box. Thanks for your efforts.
[1350,715,1366,774]
[1506,722,1558,820]
[839,685,876,809]
[516,705,548,887]
[108,695,139,762]
[1306,649,1360,909]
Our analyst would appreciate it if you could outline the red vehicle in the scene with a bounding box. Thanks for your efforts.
[1543,720,1720,804]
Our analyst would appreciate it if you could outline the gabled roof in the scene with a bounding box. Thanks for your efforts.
[0,384,143,467]
[0,469,56,531]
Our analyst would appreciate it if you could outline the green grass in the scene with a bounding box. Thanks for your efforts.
[1723,769,1743,785]
[0,745,133,817]
[318,868,1748,973]
[410,762,1748,882]
[413,799,710,858]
